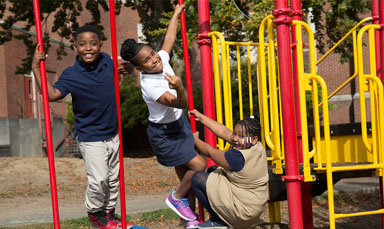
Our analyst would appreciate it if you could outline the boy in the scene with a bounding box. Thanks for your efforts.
[32,25,132,229]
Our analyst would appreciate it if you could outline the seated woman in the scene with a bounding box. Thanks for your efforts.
[189,109,268,229]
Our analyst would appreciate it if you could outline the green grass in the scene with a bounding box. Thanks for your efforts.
[0,209,170,229]
[140,208,178,222]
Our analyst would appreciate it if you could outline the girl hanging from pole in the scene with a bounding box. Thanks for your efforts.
[119,4,206,228]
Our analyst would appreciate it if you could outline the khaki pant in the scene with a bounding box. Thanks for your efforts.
[78,134,120,213]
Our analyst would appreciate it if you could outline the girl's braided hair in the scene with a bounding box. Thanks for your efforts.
[236,117,261,140]
[120,38,146,66]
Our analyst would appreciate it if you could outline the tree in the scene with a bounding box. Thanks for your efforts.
[302,0,371,63]
[0,0,121,74]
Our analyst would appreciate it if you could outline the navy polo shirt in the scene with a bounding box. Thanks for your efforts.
[54,52,118,142]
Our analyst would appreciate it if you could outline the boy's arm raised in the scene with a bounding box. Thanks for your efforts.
[32,45,63,102]
[161,4,184,55]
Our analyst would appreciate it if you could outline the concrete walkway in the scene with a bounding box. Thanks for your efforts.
[0,177,381,227]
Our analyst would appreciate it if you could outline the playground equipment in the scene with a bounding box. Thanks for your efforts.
[198,0,384,228]
[33,0,384,228]
[32,0,129,228]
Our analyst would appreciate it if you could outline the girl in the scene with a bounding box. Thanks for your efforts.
[189,109,269,229]
[119,4,205,228]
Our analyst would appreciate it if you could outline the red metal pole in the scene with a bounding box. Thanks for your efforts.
[197,0,216,169]
[32,0,60,228]
[290,0,313,228]
[273,0,303,228]
[108,1,127,228]
[178,0,204,221]
[178,0,196,132]
[379,0,384,81]
[372,0,381,80]
[373,1,384,227]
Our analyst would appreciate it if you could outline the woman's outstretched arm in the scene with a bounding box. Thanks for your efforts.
[190,109,233,142]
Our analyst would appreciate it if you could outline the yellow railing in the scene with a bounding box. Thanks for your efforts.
[292,20,331,182]
[317,17,372,106]
[294,18,384,229]
[258,15,284,174]
[208,32,261,152]
[357,24,383,155]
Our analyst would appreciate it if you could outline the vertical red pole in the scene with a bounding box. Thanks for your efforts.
[178,0,204,221]
[373,1,384,228]
[32,1,60,228]
[290,0,313,228]
[108,1,127,228]
[379,0,384,81]
[197,0,216,169]
[372,0,381,80]
[273,0,303,228]
[178,0,196,132]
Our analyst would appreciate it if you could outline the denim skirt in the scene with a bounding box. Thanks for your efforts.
[147,115,197,167]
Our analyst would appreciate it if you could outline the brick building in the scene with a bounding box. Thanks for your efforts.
[0,2,140,156]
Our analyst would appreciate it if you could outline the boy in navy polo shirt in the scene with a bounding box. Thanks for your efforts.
[32,25,132,229]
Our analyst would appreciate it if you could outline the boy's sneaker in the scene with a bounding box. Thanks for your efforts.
[165,189,196,221]
[197,219,228,228]
[88,211,118,229]
[105,209,133,229]
[184,219,200,228]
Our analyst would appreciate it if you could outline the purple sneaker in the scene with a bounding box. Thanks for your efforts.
[165,190,196,221]
[184,219,200,229]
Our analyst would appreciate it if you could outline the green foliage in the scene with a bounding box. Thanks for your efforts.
[144,0,275,58]
[302,0,371,63]
[64,100,74,132]
[119,76,149,132]
[0,0,122,74]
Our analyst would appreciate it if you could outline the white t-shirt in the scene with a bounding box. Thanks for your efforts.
[140,50,183,123]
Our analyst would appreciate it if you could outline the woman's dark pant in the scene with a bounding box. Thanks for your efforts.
[191,170,223,222]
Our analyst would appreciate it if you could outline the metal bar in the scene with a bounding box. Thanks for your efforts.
[32,0,60,228]
[178,0,204,221]
[274,0,303,228]
[236,45,243,120]
[290,0,313,226]
[178,0,196,132]
[108,1,127,228]
[197,0,216,169]
[372,0,381,80]
[316,17,372,65]
[335,209,384,219]
[379,0,384,82]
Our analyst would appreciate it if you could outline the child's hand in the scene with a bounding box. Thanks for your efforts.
[193,131,200,139]
[118,61,135,75]
[164,72,183,90]
[174,4,185,16]
[189,109,202,122]
[32,44,47,70]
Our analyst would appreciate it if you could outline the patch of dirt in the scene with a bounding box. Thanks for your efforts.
[0,157,382,228]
